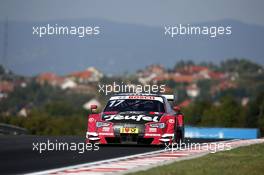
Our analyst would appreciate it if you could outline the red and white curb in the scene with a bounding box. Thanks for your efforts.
[27,139,264,175]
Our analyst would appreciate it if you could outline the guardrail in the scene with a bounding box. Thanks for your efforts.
[0,123,28,135]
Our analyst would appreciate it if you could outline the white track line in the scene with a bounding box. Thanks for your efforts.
[27,139,264,175]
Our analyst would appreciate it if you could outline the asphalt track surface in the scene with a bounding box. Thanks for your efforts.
[0,135,223,174]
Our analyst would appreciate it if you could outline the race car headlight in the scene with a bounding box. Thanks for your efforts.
[149,122,165,128]
[96,122,110,128]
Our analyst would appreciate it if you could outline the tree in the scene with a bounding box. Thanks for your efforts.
[201,96,242,127]
[220,58,263,75]
[183,100,211,125]
[0,64,5,75]
[246,92,264,135]
[173,60,194,70]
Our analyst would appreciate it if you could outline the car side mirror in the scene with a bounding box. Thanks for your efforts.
[173,106,181,112]
[90,105,98,113]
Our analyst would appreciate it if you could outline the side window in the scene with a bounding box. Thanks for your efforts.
[164,98,173,113]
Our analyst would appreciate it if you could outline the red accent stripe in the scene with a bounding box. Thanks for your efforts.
[62,167,128,173]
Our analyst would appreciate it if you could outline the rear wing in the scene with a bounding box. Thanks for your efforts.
[161,94,174,101]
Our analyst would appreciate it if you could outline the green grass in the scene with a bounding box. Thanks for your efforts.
[128,143,264,175]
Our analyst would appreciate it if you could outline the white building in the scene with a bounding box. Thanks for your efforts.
[61,79,77,90]
[86,67,104,82]
[186,84,200,98]
[83,99,101,110]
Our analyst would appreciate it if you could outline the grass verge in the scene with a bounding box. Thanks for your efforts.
[128,143,264,175]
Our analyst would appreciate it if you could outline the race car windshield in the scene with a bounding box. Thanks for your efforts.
[104,99,165,113]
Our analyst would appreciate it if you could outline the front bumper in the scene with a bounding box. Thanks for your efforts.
[86,131,174,145]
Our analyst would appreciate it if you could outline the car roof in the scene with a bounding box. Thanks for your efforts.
[109,93,167,104]
[108,93,173,113]
[114,93,164,97]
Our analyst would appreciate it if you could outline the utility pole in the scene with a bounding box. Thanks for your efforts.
[2,17,9,70]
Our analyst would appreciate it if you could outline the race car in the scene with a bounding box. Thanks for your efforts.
[86,93,184,145]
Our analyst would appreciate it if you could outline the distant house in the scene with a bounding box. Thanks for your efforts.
[241,97,250,107]
[186,84,200,98]
[210,81,237,95]
[68,67,103,83]
[0,81,14,93]
[178,99,192,108]
[171,74,195,83]
[138,73,156,85]
[86,67,103,82]
[83,99,101,110]
[18,108,28,117]
[147,64,166,75]
[0,92,7,99]
[69,70,92,83]
[152,73,170,83]
[0,81,14,100]
[177,65,209,75]
[208,71,226,80]
[60,79,77,90]
[138,65,214,84]
[172,65,230,84]
[71,84,96,94]
[137,64,166,84]
[17,104,33,117]
[36,72,64,86]
[163,86,173,93]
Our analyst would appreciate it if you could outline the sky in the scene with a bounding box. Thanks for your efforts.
[0,0,264,26]
[0,0,263,75]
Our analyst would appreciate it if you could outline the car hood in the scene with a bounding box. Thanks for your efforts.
[101,111,164,124]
